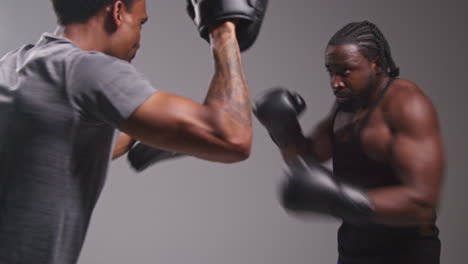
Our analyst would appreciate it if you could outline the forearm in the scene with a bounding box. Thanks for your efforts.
[368,186,437,226]
[281,156,374,223]
[280,136,310,163]
[281,154,437,226]
[123,23,251,166]
[254,90,334,163]
[281,120,333,164]
[282,160,438,226]
[204,22,252,145]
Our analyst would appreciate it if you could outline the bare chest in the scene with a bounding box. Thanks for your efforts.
[333,108,392,163]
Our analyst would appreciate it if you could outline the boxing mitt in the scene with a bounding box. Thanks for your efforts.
[187,0,268,51]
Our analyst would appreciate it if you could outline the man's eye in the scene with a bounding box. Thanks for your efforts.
[341,69,351,76]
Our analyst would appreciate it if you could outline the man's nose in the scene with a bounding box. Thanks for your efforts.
[331,74,345,89]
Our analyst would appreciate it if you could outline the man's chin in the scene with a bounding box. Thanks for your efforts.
[336,96,350,104]
[125,52,137,63]
[338,100,360,113]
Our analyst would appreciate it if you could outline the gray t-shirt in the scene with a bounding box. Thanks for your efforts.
[0,33,156,264]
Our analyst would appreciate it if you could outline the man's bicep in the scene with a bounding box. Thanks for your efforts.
[119,91,245,163]
[391,133,444,184]
[388,95,444,203]
[120,91,209,149]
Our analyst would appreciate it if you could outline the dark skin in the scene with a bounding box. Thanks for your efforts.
[283,44,445,226]
[62,0,252,162]
[112,133,135,159]
[120,21,252,162]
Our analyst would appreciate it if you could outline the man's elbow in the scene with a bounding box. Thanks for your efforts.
[235,142,252,162]
[409,193,438,223]
[223,136,252,163]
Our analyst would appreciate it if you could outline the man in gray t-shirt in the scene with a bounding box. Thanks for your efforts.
[0,0,266,263]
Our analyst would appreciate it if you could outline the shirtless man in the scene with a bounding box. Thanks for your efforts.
[254,21,444,264]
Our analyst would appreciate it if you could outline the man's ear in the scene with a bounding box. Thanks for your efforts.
[105,1,125,33]
[112,1,125,26]
[371,56,384,74]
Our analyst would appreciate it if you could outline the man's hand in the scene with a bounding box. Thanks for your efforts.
[253,87,307,149]
[280,156,374,224]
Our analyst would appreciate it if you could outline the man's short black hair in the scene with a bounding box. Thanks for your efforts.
[51,0,137,25]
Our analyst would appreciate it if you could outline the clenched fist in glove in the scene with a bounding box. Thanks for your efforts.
[281,156,374,224]
[253,87,307,148]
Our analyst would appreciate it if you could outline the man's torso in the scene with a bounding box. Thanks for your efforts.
[331,79,440,263]
[0,32,154,264]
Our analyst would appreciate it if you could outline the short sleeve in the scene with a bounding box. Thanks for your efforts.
[68,52,157,127]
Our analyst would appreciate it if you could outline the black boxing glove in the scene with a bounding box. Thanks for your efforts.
[253,87,306,148]
[127,142,184,172]
[186,0,268,51]
[280,156,374,223]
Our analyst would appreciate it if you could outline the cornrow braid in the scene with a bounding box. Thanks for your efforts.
[328,21,400,77]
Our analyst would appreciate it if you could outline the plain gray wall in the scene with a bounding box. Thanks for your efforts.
[1,0,466,263]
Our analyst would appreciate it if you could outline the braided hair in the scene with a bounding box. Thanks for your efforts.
[328,21,400,77]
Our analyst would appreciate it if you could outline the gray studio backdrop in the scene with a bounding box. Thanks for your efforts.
[0,0,466,263]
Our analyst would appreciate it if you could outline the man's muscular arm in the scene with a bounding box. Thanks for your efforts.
[280,104,336,163]
[120,22,252,163]
[253,88,335,163]
[368,85,445,226]
[277,85,444,226]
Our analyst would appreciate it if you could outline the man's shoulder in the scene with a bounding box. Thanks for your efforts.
[0,44,34,67]
[390,78,421,94]
[384,78,428,108]
[382,78,437,134]
[74,50,121,64]
[70,50,132,77]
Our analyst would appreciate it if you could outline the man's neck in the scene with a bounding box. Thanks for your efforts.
[339,75,391,114]
[367,75,391,106]
[58,19,110,54]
